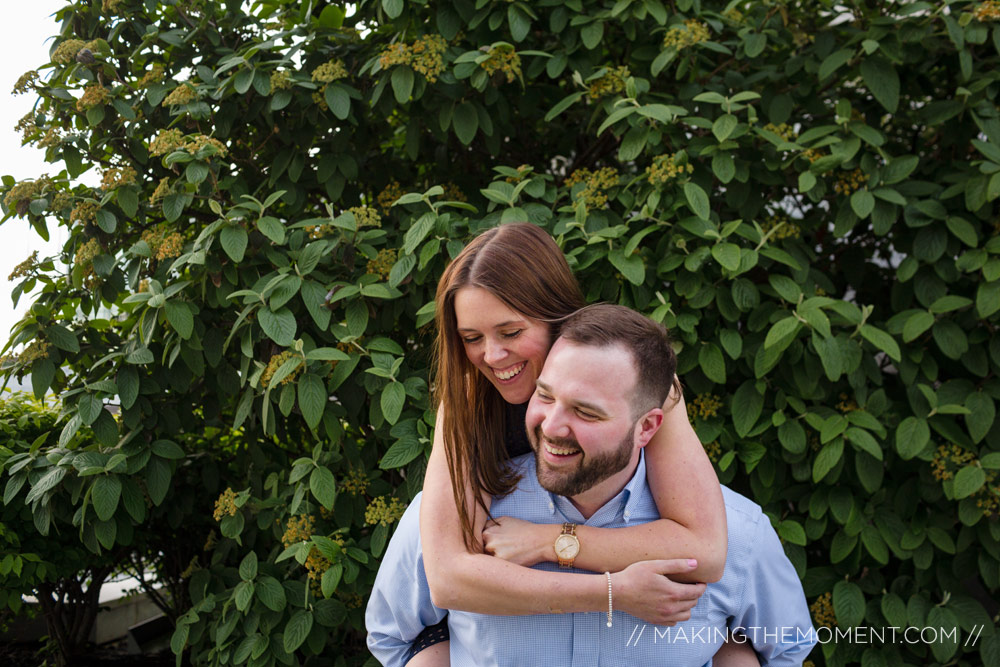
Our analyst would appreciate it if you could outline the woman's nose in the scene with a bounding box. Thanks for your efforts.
[483,338,507,365]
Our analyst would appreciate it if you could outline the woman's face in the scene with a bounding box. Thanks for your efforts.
[454,287,551,405]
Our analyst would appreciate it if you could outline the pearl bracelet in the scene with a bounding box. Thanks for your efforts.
[604,571,613,628]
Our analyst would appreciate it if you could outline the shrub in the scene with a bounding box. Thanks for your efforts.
[2,1,999,665]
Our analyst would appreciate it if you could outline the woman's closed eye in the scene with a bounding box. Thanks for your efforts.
[500,330,522,339]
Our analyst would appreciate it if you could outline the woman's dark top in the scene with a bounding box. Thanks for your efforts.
[406,401,531,662]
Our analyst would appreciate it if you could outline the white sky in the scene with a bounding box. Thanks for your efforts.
[0,1,72,365]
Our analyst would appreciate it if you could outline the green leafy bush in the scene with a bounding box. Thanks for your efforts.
[2,0,1000,665]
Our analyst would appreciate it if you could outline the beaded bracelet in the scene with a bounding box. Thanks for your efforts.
[604,571,613,628]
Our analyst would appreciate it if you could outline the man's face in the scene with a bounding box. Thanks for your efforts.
[526,338,642,501]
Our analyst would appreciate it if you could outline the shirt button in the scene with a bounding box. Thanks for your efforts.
[624,510,631,518]
[549,502,555,510]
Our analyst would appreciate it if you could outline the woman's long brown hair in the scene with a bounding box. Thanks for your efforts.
[433,223,586,550]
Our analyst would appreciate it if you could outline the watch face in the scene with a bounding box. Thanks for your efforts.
[554,534,580,559]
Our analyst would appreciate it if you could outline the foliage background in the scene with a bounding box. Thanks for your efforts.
[1,0,1000,665]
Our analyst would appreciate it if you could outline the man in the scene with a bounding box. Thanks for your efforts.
[367,305,816,666]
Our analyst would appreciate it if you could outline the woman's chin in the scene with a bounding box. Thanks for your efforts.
[493,381,533,405]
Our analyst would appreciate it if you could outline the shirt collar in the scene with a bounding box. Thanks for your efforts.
[548,450,648,526]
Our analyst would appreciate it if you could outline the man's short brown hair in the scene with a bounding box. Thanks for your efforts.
[557,304,678,416]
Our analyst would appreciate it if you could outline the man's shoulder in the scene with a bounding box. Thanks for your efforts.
[718,486,777,578]
[720,485,764,523]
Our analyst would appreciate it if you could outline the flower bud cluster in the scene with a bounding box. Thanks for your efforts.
[703,440,722,463]
[179,556,200,579]
[270,70,294,93]
[566,166,619,209]
[833,168,867,196]
[341,468,369,496]
[138,65,166,88]
[801,148,823,163]
[12,70,38,96]
[480,44,522,84]
[379,34,448,83]
[587,66,630,100]
[149,129,185,156]
[281,514,314,547]
[974,1,1000,21]
[70,201,100,227]
[687,393,722,420]
[52,39,100,65]
[74,238,102,267]
[760,213,800,241]
[141,228,184,260]
[662,20,710,50]
[350,205,382,228]
[8,251,39,281]
[149,129,227,158]
[19,340,52,365]
[15,114,38,143]
[810,592,836,628]
[38,129,63,149]
[763,122,796,142]
[150,177,171,205]
[185,135,228,157]
[76,84,111,112]
[365,496,406,526]
[312,59,349,83]
[261,350,302,388]
[835,393,858,413]
[930,445,998,515]
[101,166,137,191]
[723,8,744,23]
[162,83,198,106]
[646,153,694,186]
[213,488,239,521]
[443,182,468,202]
[4,177,52,213]
[367,248,397,280]
[377,181,404,213]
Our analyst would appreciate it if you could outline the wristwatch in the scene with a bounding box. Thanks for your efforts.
[554,523,580,568]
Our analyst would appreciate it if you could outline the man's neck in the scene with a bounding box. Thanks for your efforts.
[566,453,641,520]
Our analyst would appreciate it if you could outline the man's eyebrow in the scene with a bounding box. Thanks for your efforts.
[534,380,609,416]
[457,320,525,332]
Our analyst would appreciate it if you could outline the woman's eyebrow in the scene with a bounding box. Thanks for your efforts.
[457,320,525,332]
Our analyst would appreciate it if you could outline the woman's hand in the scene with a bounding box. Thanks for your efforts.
[482,517,558,567]
[611,559,706,626]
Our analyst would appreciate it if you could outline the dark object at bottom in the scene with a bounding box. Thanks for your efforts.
[407,618,449,662]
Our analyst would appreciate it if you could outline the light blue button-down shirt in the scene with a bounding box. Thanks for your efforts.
[367,452,816,666]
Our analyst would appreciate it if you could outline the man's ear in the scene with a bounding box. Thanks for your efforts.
[633,408,664,449]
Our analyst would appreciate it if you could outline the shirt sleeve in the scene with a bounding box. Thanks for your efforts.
[730,515,817,667]
[365,493,448,667]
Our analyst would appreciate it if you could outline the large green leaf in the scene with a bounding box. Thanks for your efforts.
[91,475,121,521]
[860,57,900,112]
[283,610,314,653]
[258,307,296,347]
[731,381,763,437]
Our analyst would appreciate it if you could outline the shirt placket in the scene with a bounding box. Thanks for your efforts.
[571,610,599,666]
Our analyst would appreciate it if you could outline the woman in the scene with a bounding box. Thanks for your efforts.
[412,223,746,664]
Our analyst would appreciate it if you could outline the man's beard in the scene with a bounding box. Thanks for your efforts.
[530,425,634,498]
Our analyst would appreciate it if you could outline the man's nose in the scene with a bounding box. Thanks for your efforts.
[540,406,571,439]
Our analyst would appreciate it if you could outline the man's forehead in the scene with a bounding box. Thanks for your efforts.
[539,339,635,390]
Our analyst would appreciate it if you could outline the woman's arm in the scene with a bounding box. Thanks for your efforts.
[419,409,706,622]
[481,392,728,583]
